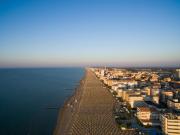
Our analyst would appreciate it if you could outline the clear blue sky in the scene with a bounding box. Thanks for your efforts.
[0,0,180,67]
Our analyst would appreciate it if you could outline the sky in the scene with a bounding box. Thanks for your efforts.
[0,0,180,67]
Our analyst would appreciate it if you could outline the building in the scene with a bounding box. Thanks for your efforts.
[142,87,151,96]
[111,84,119,91]
[176,69,180,79]
[127,95,144,108]
[170,81,180,89]
[167,99,180,111]
[152,96,160,104]
[161,91,174,104]
[101,69,105,77]
[150,73,159,82]
[161,113,180,135]
[137,107,160,126]
[122,89,130,101]
[150,88,160,96]
[116,89,123,97]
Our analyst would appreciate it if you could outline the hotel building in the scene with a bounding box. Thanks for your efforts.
[161,113,180,135]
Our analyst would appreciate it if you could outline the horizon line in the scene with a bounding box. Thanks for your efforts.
[0,65,180,69]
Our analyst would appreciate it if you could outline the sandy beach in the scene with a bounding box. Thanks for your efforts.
[53,68,137,135]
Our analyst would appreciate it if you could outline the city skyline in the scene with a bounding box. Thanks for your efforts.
[0,0,180,68]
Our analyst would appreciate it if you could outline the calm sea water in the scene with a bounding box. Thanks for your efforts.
[0,68,84,135]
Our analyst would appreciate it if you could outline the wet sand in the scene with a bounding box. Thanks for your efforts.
[53,69,136,135]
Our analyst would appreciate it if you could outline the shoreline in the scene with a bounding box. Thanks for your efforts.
[53,70,87,135]
[53,69,136,135]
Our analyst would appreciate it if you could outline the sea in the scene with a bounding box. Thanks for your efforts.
[0,68,84,135]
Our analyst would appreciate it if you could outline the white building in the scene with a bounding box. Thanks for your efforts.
[116,89,123,97]
[176,69,180,79]
[167,99,180,111]
[161,113,180,135]
[137,107,160,126]
[161,91,173,104]
[152,96,159,104]
[127,95,144,108]
[111,84,119,91]
[101,69,105,77]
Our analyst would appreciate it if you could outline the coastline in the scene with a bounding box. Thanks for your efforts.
[53,69,136,135]
[53,70,86,135]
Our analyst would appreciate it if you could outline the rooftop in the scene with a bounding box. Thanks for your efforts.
[138,107,157,112]
[163,113,180,120]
